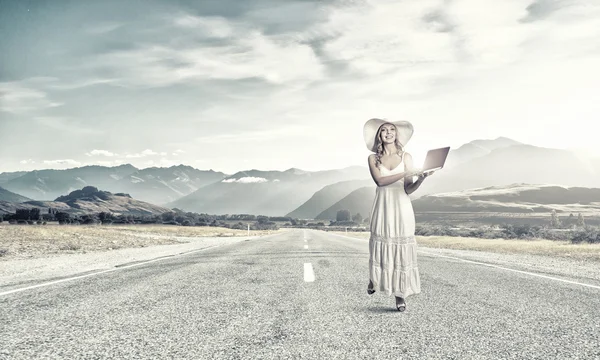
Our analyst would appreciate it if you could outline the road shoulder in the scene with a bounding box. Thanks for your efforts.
[0,235,260,291]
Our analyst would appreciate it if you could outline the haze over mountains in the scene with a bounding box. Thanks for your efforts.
[1,137,599,218]
[286,179,374,219]
[166,167,368,216]
[0,186,31,203]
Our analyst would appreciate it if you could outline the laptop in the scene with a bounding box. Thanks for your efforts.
[417,146,450,174]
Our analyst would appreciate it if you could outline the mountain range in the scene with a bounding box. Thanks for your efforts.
[0,164,227,205]
[1,137,598,218]
[166,167,369,216]
[286,138,600,219]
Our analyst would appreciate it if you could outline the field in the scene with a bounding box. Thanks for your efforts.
[415,212,600,226]
[0,223,282,260]
[332,231,600,262]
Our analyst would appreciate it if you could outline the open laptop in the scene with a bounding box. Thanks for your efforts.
[416,146,450,174]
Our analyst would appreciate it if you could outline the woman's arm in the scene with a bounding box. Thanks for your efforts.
[368,154,420,187]
[403,152,431,194]
[405,176,424,195]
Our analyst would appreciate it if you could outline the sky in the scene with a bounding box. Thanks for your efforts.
[1,0,599,174]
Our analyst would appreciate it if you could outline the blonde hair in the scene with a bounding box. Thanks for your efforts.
[374,123,404,169]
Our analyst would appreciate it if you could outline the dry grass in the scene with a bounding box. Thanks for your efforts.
[332,231,600,262]
[0,224,282,260]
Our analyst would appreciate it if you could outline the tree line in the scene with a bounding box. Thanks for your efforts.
[4,207,593,243]
[0,208,288,231]
[550,209,586,228]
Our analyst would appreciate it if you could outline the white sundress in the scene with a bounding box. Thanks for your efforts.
[368,155,421,298]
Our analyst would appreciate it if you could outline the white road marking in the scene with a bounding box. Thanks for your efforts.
[304,263,315,282]
[0,244,225,297]
[304,245,308,249]
[419,250,600,290]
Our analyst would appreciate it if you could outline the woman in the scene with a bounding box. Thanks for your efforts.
[363,118,432,312]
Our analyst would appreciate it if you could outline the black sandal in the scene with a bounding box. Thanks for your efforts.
[367,281,375,295]
[396,297,406,312]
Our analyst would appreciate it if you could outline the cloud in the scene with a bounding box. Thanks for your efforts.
[125,149,158,158]
[47,78,119,90]
[140,158,181,167]
[20,159,36,164]
[43,159,81,166]
[85,149,117,157]
[93,160,125,167]
[80,13,326,88]
[0,82,63,114]
[172,15,234,38]
[521,0,567,22]
[222,176,269,183]
[83,149,172,168]
[297,0,459,77]
[422,9,456,33]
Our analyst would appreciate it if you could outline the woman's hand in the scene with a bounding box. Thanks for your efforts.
[403,169,422,179]
[418,170,434,180]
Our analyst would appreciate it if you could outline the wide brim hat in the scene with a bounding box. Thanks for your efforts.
[363,118,414,152]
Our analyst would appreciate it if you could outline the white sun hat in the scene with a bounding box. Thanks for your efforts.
[363,118,414,152]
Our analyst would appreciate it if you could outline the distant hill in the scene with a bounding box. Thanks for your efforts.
[114,165,227,205]
[415,144,600,197]
[315,186,375,220]
[0,186,31,203]
[167,166,371,216]
[0,171,28,185]
[0,186,171,216]
[412,183,600,213]
[286,179,373,219]
[444,136,522,168]
[314,183,600,220]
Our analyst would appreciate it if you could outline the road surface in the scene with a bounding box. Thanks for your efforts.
[1,229,599,359]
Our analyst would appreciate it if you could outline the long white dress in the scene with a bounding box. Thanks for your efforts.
[368,155,421,298]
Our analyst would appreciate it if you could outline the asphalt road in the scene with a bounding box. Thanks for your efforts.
[1,229,599,359]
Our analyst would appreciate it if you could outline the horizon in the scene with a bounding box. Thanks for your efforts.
[1,0,599,174]
[1,134,598,175]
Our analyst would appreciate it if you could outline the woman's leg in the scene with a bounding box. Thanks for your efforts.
[367,235,376,294]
